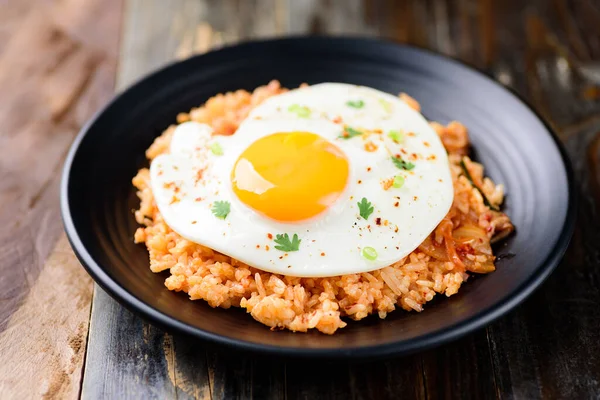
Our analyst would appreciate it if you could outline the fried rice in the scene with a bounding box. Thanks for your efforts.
[132,80,514,334]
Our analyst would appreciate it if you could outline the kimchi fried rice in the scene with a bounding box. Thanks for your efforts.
[132,80,514,334]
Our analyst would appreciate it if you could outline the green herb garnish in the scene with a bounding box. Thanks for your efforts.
[379,98,392,113]
[357,197,374,220]
[346,99,365,108]
[391,156,415,170]
[211,200,230,219]
[460,158,499,211]
[273,233,301,252]
[393,175,405,188]
[210,142,224,156]
[361,246,378,261]
[288,104,311,118]
[339,126,363,139]
[388,130,404,143]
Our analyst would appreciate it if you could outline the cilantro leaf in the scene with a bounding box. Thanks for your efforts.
[357,197,374,220]
[391,156,415,171]
[346,99,364,108]
[339,126,363,139]
[211,200,230,219]
[273,233,301,252]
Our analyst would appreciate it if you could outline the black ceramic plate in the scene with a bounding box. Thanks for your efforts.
[61,37,575,359]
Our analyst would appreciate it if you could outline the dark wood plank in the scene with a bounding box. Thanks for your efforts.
[287,0,376,35]
[285,355,426,400]
[348,356,426,400]
[82,289,178,398]
[169,336,213,400]
[469,1,600,398]
[0,0,122,398]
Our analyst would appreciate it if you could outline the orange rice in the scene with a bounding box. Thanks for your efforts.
[132,80,514,334]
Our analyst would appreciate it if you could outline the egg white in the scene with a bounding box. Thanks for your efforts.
[149,83,454,277]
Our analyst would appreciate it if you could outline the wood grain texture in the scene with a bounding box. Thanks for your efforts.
[49,0,600,398]
[0,0,122,398]
[82,289,178,399]
[0,237,93,398]
[482,3,600,398]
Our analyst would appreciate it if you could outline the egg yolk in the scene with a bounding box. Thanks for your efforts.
[232,132,349,222]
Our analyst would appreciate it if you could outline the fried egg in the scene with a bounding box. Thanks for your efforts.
[149,83,453,277]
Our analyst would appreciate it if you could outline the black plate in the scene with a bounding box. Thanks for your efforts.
[61,37,575,359]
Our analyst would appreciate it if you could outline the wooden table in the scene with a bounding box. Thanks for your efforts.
[1,0,600,398]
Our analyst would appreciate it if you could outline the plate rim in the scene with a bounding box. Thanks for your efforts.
[60,36,577,359]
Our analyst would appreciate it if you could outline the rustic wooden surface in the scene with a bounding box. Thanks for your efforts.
[1,0,600,398]
[0,0,122,398]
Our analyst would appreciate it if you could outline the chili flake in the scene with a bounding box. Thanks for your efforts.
[381,178,393,190]
[364,141,378,152]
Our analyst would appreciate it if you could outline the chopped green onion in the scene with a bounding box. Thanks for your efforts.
[346,99,365,108]
[379,98,392,113]
[288,104,311,118]
[388,130,404,143]
[210,142,223,156]
[393,175,405,188]
[361,246,378,261]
